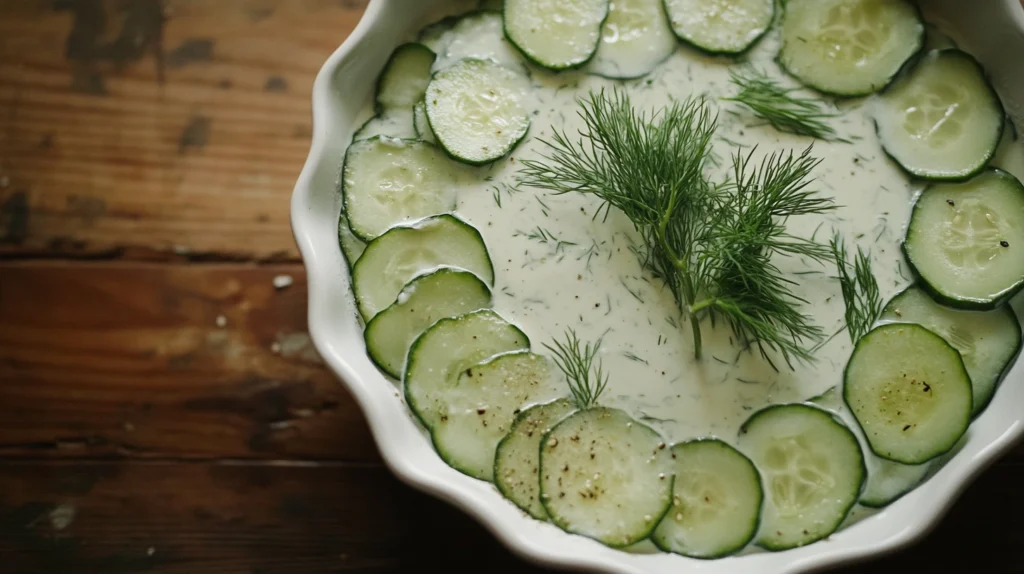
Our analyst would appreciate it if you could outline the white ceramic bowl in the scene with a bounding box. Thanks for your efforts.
[291,2,1024,572]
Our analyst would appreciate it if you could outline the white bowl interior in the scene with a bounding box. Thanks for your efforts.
[291,1,1024,572]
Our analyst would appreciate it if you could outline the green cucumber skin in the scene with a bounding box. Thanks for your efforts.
[340,135,447,243]
[373,43,437,115]
[858,475,927,509]
[586,48,676,81]
[881,284,1024,415]
[842,324,972,465]
[875,49,1005,183]
[401,310,529,431]
[351,213,497,321]
[739,403,866,551]
[493,398,577,519]
[661,0,774,58]
[502,0,611,72]
[363,268,493,379]
[902,168,1024,311]
[776,2,925,98]
[649,438,763,559]
[424,60,532,167]
[537,407,674,547]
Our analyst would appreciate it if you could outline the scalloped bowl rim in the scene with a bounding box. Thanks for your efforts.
[290,1,1024,572]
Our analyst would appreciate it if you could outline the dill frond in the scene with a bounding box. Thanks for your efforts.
[724,68,847,142]
[831,232,883,342]
[519,89,836,366]
[543,329,609,409]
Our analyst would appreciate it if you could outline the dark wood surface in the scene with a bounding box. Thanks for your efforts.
[0,1,1021,572]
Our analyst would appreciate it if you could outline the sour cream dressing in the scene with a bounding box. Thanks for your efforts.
[354,6,1024,451]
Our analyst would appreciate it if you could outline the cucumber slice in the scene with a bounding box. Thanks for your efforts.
[859,458,931,508]
[431,351,565,480]
[738,404,865,551]
[494,398,577,519]
[875,50,1004,181]
[881,286,1022,415]
[806,385,931,508]
[504,0,610,70]
[778,0,923,97]
[376,43,437,110]
[844,323,972,465]
[651,439,762,559]
[413,100,436,143]
[808,386,841,411]
[404,310,530,430]
[663,0,773,55]
[993,120,1024,183]
[587,0,676,79]
[903,169,1024,310]
[418,16,461,53]
[364,268,493,379]
[342,137,459,241]
[436,11,524,71]
[425,59,531,165]
[337,209,366,269]
[540,407,674,547]
[352,110,417,142]
[351,215,494,320]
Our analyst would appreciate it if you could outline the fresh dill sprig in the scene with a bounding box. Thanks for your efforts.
[830,232,883,342]
[724,68,847,143]
[518,88,835,367]
[544,328,608,409]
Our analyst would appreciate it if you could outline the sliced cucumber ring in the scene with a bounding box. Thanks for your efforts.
[494,398,577,519]
[504,0,610,70]
[738,404,865,551]
[903,169,1024,310]
[587,0,676,79]
[881,286,1022,415]
[435,11,524,71]
[425,59,531,165]
[417,15,461,54]
[859,458,931,508]
[342,137,459,241]
[875,49,1004,181]
[663,0,774,55]
[364,268,493,378]
[376,43,437,111]
[651,439,762,559]
[337,209,366,269]
[413,100,436,143]
[431,351,564,480]
[844,323,972,465]
[778,0,923,96]
[351,215,494,321]
[404,310,530,430]
[352,110,417,142]
[540,407,674,547]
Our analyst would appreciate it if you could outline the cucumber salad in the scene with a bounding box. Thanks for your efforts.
[337,0,1024,558]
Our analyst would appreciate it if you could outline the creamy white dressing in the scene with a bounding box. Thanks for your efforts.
[355,6,1024,453]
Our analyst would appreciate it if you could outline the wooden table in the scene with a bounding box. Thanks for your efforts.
[0,1,1021,572]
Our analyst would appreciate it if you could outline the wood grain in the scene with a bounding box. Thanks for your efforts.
[0,261,378,461]
[0,0,367,261]
[0,460,1022,574]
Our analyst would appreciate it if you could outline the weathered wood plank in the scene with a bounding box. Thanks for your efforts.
[0,460,1022,573]
[0,262,378,461]
[0,0,368,261]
